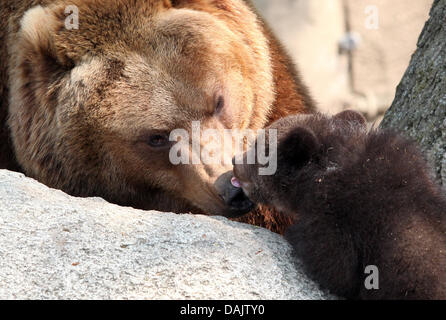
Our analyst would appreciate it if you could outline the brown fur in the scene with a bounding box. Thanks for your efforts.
[234,111,446,299]
[0,0,313,233]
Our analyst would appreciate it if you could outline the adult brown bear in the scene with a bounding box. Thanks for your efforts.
[0,0,314,233]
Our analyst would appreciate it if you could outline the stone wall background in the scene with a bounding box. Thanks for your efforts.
[252,0,433,121]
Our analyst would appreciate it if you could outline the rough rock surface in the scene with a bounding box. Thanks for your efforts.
[381,0,446,186]
[0,169,333,300]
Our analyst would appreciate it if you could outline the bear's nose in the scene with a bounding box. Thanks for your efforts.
[222,183,255,213]
[214,171,255,217]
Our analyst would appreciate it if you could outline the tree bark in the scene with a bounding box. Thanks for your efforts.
[381,0,446,185]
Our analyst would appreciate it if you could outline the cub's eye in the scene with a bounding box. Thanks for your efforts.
[147,133,170,148]
[215,95,225,114]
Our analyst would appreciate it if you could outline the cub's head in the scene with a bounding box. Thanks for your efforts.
[233,111,367,212]
[8,0,274,216]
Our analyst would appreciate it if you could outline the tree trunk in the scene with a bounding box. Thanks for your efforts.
[381,0,446,185]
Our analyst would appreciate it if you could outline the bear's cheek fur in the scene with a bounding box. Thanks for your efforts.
[236,161,287,209]
[233,163,262,203]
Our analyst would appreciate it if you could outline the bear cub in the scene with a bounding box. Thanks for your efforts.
[232,111,446,300]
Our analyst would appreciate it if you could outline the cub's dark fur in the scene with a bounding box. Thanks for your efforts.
[233,111,446,300]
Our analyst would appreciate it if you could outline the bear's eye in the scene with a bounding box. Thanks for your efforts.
[147,133,170,148]
[215,95,225,114]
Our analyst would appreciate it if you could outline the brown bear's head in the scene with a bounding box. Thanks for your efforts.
[8,0,274,216]
[233,110,367,213]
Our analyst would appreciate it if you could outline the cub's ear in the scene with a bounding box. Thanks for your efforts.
[279,127,319,168]
[334,110,367,126]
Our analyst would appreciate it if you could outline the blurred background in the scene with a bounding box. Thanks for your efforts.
[251,0,433,123]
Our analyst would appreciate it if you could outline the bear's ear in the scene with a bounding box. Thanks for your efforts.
[165,0,218,10]
[164,0,192,8]
[17,5,73,70]
[279,127,319,168]
[162,0,174,8]
[334,110,367,127]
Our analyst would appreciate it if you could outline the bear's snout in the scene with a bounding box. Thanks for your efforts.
[223,184,255,213]
[214,172,256,218]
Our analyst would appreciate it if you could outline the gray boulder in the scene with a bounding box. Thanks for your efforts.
[0,169,332,300]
